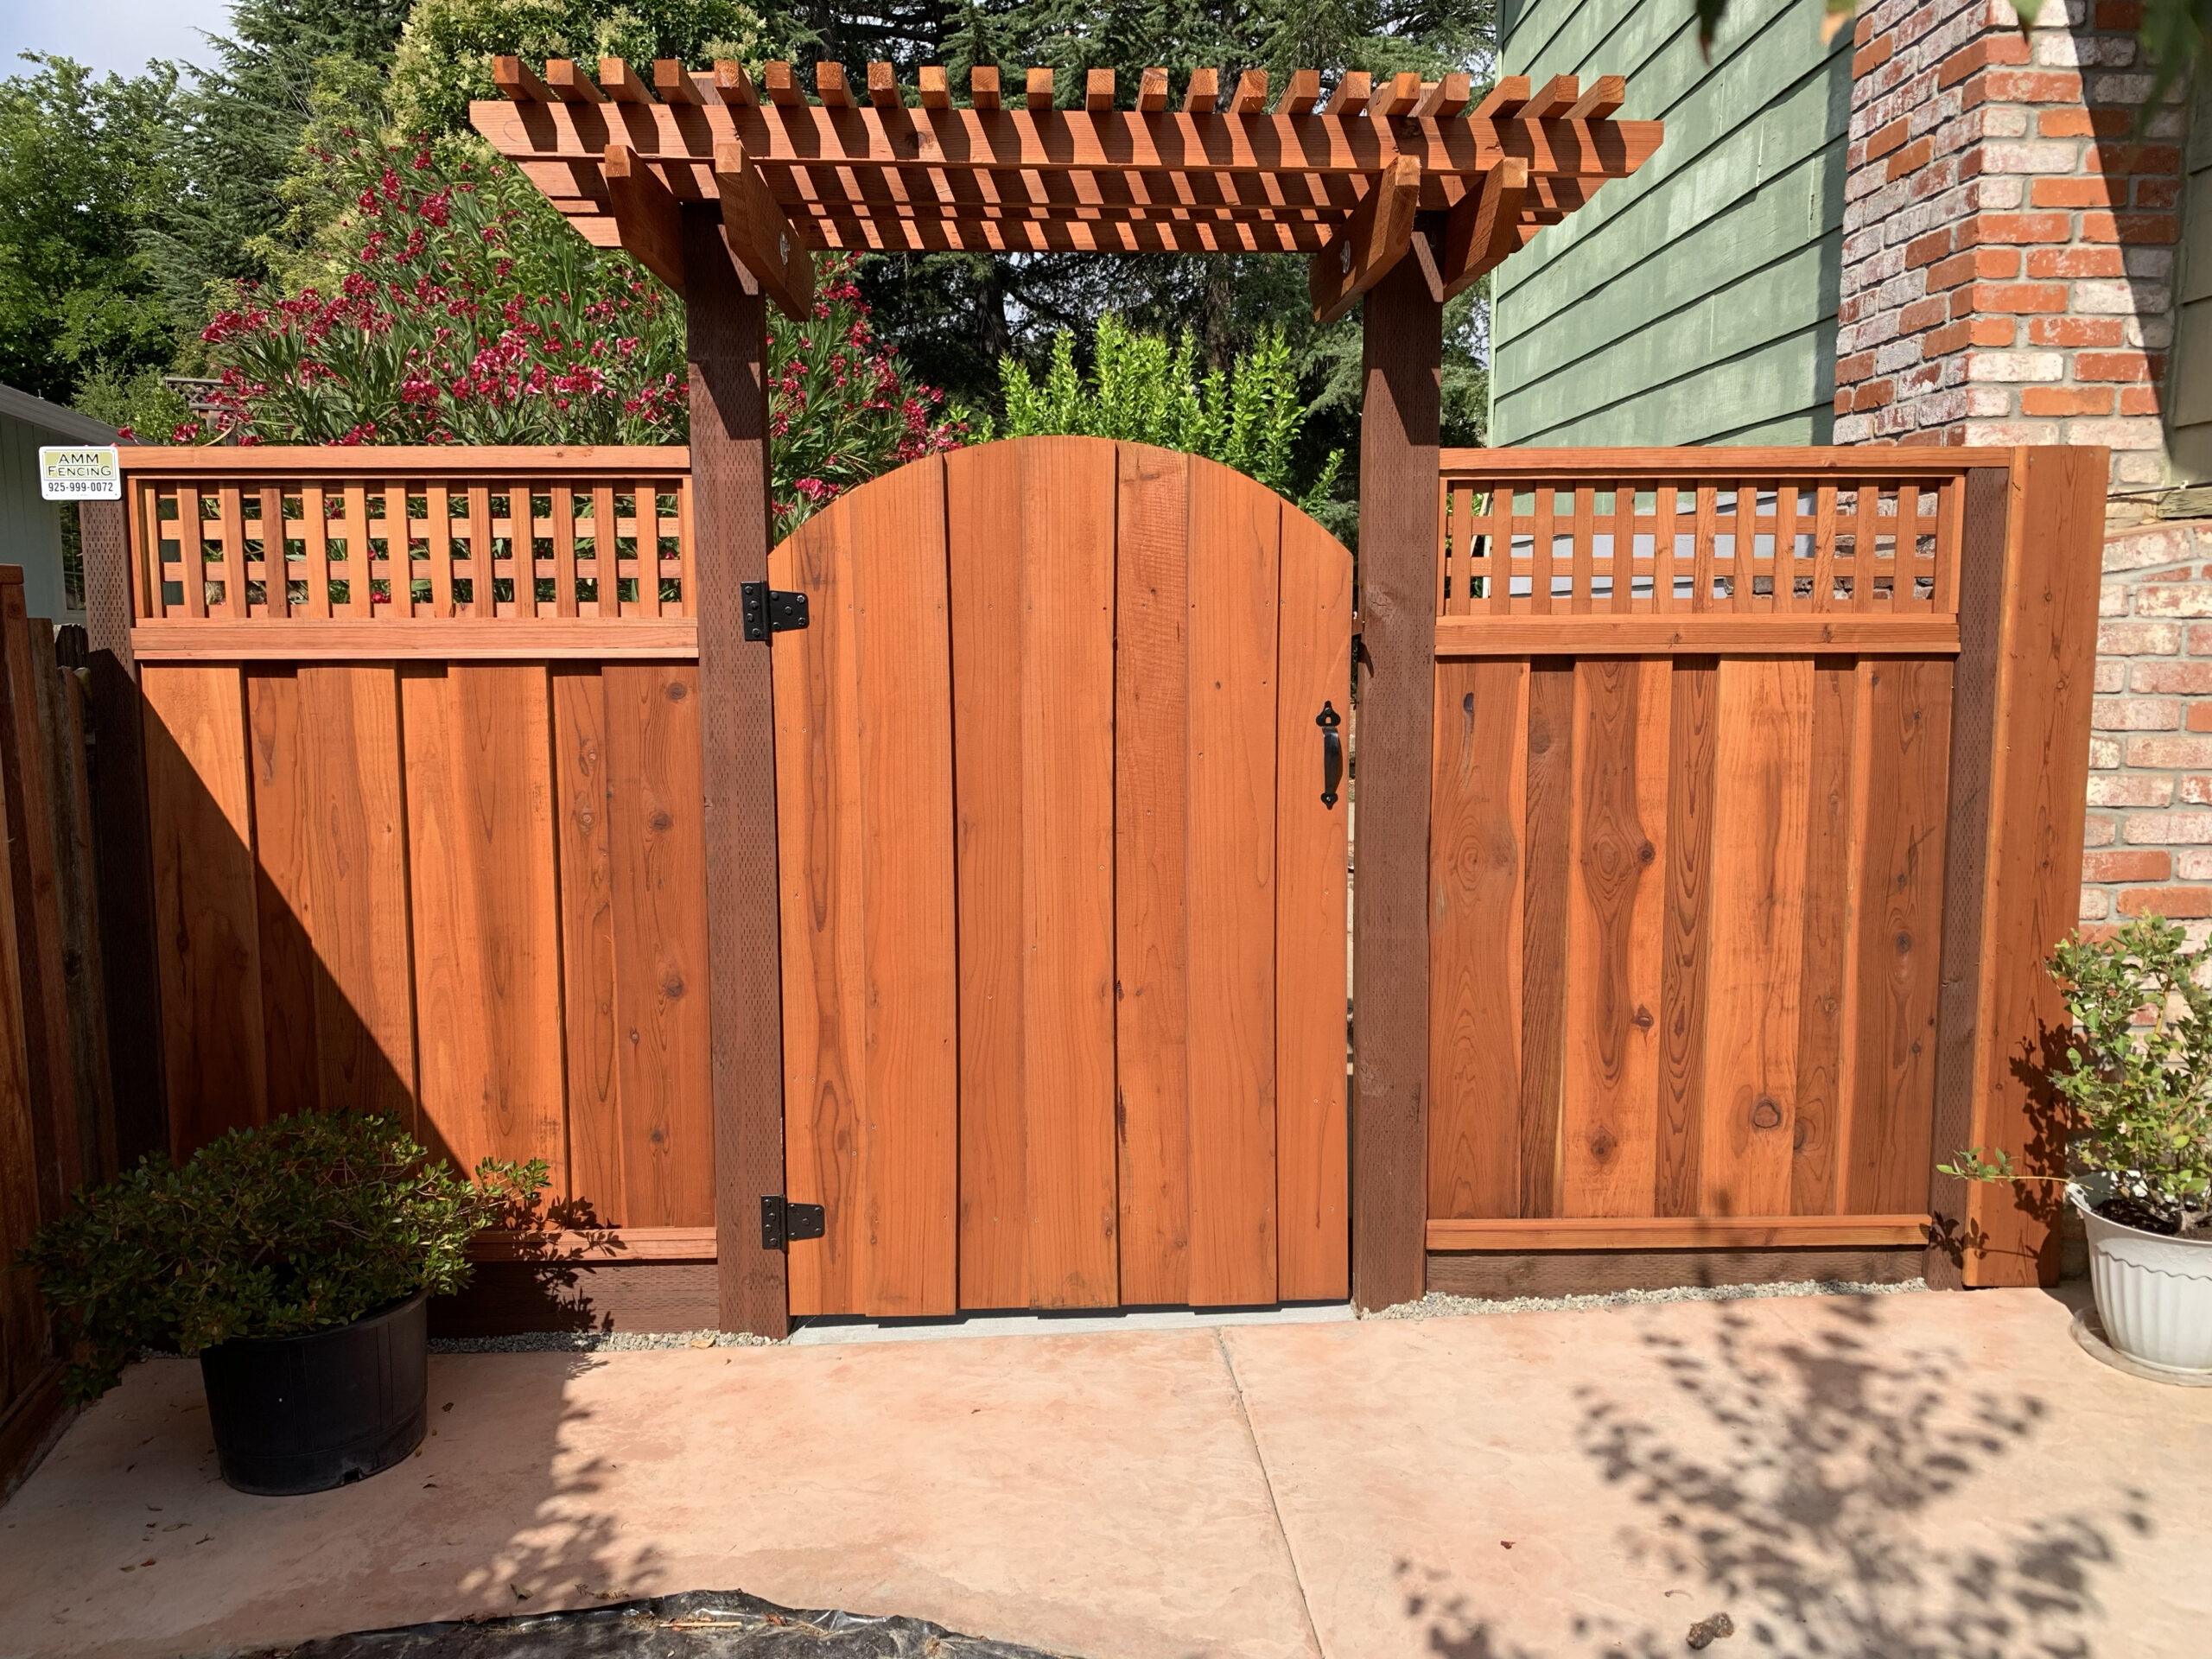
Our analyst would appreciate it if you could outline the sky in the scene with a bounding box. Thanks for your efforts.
[4,0,232,79]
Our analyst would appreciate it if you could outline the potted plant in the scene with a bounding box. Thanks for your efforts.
[1942,914,2212,1377]
[16,1111,543,1494]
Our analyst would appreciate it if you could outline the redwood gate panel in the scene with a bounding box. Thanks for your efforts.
[770,435,1352,1316]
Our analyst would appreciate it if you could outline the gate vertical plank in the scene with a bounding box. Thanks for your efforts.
[1518,660,1576,1217]
[1791,658,1860,1217]
[1186,458,1280,1307]
[1654,658,1717,1217]
[1561,658,1669,1217]
[1116,445,1193,1305]
[1427,658,1527,1220]
[143,664,267,1154]
[606,663,716,1230]
[302,665,416,1124]
[1276,504,1353,1300]
[1846,656,1953,1213]
[774,487,868,1317]
[552,666,624,1219]
[245,668,322,1120]
[1700,657,1812,1215]
[402,664,566,1190]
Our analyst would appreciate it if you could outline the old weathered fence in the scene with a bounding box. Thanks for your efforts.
[0,572,113,1497]
[1418,448,2100,1294]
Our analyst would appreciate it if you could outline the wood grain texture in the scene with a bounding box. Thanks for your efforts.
[552,667,623,1219]
[0,635,45,1418]
[684,207,785,1336]
[1351,255,1441,1309]
[1185,458,1281,1306]
[1655,658,1717,1218]
[1560,658,1669,1217]
[244,670,321,1119]
[1699,656,1811,1217]
[1427,660,1527,1219]
[1274,500,1353,1300]
[1426,1244,1926,1299]
[1426,1212,1930,1249]
[1115,445,1194,1304]
[1433,615,1959,656]
[41,641,117,1185]
[143,664,268,1153]
[1517,658,1575,1218]
[401,664,566,1189]
[1846,657,1952,1215]
[776,459,958,1316]
[1791,658,1859,1217]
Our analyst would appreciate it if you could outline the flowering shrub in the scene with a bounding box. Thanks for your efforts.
[180,137,962,532]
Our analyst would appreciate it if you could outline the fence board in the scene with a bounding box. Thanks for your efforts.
[1427,659,1527,1219]
[552,667,623,1219]
[1275,504,1353,1300]
[143,664,268,1152]
[41,647,115,1184]
[1698,656,1811,1217]
[1654,657,1717,1217]
[402,665,565,1187]
[1518,660,1575,1217]
[1790,658,1859,1217]
[245,670,322,1119]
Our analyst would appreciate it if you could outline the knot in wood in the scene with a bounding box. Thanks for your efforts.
[1632,1004,1654,1030]
[1750,1097,1783,1131]
[664,681,688,702]
[1637,840,1655,865]
[1894,930,1912,956]
[1588,1126,1616,1162]
[651,810,675,832]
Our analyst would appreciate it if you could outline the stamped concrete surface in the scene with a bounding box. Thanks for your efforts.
[1,1287,2207,1659]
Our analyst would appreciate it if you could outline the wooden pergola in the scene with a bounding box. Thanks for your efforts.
[473,57,1662,1332]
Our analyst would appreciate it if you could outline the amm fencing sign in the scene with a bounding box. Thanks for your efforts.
[38,447,121,501]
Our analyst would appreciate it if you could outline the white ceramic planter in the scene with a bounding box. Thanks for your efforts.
[2073,1180,2212,1376]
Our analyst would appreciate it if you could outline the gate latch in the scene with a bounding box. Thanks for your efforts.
[760,1194,826,1250]
[741,582,810,642]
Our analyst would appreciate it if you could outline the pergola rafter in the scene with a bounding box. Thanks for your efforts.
[472,57,1659,318]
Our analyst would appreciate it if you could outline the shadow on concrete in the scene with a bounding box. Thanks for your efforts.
[1394,1294,2149,1658]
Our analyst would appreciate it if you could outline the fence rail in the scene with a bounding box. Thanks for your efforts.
[121,448,694,656]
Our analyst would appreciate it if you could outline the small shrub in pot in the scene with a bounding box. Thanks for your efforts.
[18,1112,544,1491]
[1943,915,2212,1374]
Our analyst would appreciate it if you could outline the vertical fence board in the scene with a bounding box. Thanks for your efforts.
[1700,657,1811,1216]
[43,649,115,1184]
[1115,446,1194,1305]
[0,633,46,1420]
[1561,658,1669,1218]
[1427,659,1528,1219]
[1275,505,1353,1300]
[401,664,565,1188]
[245,669,321,1118]
[1654,657,1717,1217]
[1185,460,1280,1307]
[1517,660,1575,1217]
[552,667,624,1220]
[1790,658,1859,1217]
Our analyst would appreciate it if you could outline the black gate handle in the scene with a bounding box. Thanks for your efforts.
[1318,702,1343,808]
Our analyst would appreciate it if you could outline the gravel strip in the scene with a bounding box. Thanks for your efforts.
[1373,1276,1930,1319]
[430,1329,779,1353]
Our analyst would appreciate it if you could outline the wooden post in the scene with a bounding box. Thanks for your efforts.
[1351,242,1443,1311]
[1928,447,2104,1288]
[78,499,167,1170]
[685,206,788,1336]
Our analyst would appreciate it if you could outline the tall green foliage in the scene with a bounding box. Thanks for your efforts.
[980,317,1342,512]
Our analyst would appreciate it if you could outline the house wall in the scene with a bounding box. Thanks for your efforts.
[0,415,82,627]
[1488,0,1855,446]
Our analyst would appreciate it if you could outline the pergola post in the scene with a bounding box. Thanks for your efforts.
[1351,245,1443,1312]
[684,207,789,1338]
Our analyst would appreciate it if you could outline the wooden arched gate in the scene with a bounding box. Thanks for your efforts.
[768,435,1351,1317]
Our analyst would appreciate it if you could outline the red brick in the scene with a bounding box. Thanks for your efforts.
[2084,849,2171,881]
[2136,177,2182,210]
[1835,350,1876,385]
[1984,69,2085,102]
[2032,177,2124,209]
[1905,228,1953,268]
[2031,316,2127,346]
[1961,282,2069,315]
[1924,320,1974,355]
[2022,386,2114,415]
[2190,702,2212,731]
[2026,246,2126,278]
[2120,886,2212,917]
[2086,143,2183,175]
[1854,378,1896,410]
[2097,0,2145,25]
[1886,137,1934,182]
[1968,317,2018,346]
[2039,106,2136,137]
[1865,118,1911,163]
[1960,213,2071,245]
[1938,35,2026,89]
[2131,660,2212,693]
[1852,31,1894,75]
[2122,387,2162,416]
[1899,295,1951,333]
[2077,351,2158,381]
[1853,11,1876,46]
[2080,212,2182,243]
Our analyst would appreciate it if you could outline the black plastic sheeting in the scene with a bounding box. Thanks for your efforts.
[240,1590,1072,1659]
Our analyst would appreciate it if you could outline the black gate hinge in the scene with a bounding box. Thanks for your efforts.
[760,1194,825,1250]
[741,581,809,642]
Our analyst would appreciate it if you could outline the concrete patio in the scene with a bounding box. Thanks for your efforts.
[1,1286,2205,1659]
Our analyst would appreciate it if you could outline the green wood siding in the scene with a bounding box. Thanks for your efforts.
[1490,0,1853,447]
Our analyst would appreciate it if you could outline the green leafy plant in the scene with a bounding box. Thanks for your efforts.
[16,1112,547,1402]
[1942,915,2212,1239]
[976,315,1342,514]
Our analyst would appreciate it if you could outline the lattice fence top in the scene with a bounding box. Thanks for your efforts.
[470,59,1659,305]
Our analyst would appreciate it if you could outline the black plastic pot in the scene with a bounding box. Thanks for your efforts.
[198,1291,429,1495]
